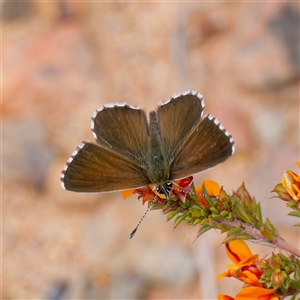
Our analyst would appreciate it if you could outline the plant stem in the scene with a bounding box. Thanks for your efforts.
[241,222,300,257]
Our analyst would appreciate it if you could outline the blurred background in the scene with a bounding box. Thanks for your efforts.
[2,1,299,299]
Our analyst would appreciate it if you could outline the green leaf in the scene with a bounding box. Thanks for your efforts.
[200,218,208,225]
[290,279,300,291]
[210,207,219,214]
[283,277,290,289]
[185,216,194,223]
[234,203,253,224]
[226,212,233,221]
[294,268,300,280]
[190,183,200,204]
[254,202,263,224]
[163,201,171,209]
[288,211,300,218]
[180,199,190,209]
[260,226,275,242]
[189,208,201,218]
[264,217,279,236]
[166,208,179,221]
[211,213,222,219]
[174,213,188,228]
[220,210,229,217]
[193,219,201,226]
[226,227,243,236]
[223,233,252,243]
[197,223,212,237]
[278,252,290,263]
[191,205,201,210]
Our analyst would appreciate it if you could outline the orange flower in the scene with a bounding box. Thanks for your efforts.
[219,286,278,300]
[122,189,135,199]
[273,183,294,202]
[217,240,262,287]
[235,287,278,300]
[196,179,221,207]
[122,176,194,202]
[171,176,193,202]
[122,178,221,207]
[122,185,156,203]
[282,161,300,202]
[196,179,221,196]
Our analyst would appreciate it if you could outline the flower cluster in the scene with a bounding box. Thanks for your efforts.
[273,161,300,203]
[122,176,194,204]
[121,162,300,299]
[273,161,300,226]
[217,240,300,299]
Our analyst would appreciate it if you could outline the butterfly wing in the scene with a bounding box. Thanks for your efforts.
[157,91,204,164]
[91,104,149,165]
[170,115,235,179]
[61,142,150,192]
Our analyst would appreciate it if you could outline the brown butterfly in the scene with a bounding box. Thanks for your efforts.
[61,91,234,199]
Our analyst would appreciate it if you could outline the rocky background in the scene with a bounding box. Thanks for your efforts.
[3,2,299,299]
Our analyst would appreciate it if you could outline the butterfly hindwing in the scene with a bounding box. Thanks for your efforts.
[170,115,235,180]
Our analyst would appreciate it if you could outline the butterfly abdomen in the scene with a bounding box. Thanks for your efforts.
[146,111,169,184]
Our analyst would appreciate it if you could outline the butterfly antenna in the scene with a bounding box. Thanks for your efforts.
[129,206,151,239]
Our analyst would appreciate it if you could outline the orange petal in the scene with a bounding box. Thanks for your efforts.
[196,180,220,196]
[285,170,299,182]
[239,274,262,287]
[235,287,276,300]
[293,183,300,198]
[122,189,135,200]
[225,240,253,264]
[218,295,234,300]
[216,271,230,281]
[142,191,156,203]
[282,171,299,201]
[197,195,209,207]
[239,254,259,266]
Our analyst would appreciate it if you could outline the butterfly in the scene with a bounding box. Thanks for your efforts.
[61,90,235,199]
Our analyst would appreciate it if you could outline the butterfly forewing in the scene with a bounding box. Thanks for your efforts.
[157,91,204,163]
[92,104,149,165]
[61,142,150,192]
[170,115,234,179]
